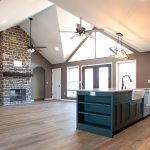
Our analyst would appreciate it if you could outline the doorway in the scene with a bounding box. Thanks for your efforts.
[33,67,45,100]
[82,64,111,89]
[52,68,61,100]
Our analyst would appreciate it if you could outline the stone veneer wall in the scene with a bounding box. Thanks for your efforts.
[0,33,3,104]
[0,26,32,105]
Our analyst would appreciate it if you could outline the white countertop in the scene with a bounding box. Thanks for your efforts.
[77,88,133,93]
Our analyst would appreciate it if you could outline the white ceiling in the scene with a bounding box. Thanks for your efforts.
[49,0,150,52]
[0,0,53,31]
[20,5,65,64]
[1,0,150,64]
[20,6,93,64]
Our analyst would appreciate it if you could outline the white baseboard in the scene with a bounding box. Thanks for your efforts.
[44,98,53,101]
[44,98,76,103]
[59,99,76,102]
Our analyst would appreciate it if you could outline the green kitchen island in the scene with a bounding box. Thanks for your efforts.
[77,88,143,137]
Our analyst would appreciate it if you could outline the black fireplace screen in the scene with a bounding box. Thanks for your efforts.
[10,89,26,102]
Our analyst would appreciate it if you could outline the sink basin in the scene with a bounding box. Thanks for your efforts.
[132,89,145,100]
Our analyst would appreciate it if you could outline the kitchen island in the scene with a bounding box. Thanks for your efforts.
[77,88,143,137]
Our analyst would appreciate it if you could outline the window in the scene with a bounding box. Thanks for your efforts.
[69,32,133,62]
[84,68,93,89]
[82,64,111,89]
[99,67,109,89]
[116,60,136,89]
[67,66,79,98]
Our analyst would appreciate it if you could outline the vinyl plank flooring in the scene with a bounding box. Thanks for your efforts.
[0,101,109,150]
[0,100,150,150]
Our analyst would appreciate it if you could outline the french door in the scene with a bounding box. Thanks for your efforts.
[82,64,111,89]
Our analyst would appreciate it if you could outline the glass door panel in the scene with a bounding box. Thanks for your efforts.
[84,68,93,89]
[99,67,109,89]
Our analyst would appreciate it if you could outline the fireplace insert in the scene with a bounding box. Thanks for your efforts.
[10,89,26,102]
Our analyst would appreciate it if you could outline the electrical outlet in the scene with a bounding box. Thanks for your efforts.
[64,92,66,95]
[148,80,150,83]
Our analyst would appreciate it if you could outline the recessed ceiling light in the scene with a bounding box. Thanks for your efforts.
[1,20,7,24]
[55,47,59,51]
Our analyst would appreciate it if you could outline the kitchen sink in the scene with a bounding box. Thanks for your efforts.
[132,89,145,100]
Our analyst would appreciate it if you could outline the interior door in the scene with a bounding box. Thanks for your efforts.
[52,68,61,100]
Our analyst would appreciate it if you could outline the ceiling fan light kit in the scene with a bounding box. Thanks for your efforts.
[27,48,35,53]
[109,33,129,59]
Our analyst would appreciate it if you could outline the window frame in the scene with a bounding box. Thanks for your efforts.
[67,66,79,98]
[116,60,136,89]
[82,63,112,89]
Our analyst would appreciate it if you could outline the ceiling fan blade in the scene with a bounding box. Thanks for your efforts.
[85,32,95,39]
[109,47,117,54]
[86,28,104,33]
[32,46,47,48]
[59,31,76,33]
[70,34,79,39]
[27,45,33,49]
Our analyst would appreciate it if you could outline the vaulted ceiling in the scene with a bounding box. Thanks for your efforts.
[0,0,150,64]
[20,6,92,64]
[49,0,150,53]
[0,0,53,31]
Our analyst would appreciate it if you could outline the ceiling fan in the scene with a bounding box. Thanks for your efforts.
[59,17,104,39]
[27,18,47,53]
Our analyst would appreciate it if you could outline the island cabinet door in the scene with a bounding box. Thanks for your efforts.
[113,102,130,132]
[130,100,143,124]
[113,100,143,133]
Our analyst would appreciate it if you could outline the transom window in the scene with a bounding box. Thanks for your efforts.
[69,32,133,62]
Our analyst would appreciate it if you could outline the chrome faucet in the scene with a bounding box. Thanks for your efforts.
[121,75,132,89]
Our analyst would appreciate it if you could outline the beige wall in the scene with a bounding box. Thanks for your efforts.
[52,52,150,99]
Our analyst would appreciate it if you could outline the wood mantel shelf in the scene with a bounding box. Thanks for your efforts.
[2,72,33,77]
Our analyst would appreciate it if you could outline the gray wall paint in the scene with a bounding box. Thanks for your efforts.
[33,67,45,99]
[52,52,150,99]
[31,51,52,99]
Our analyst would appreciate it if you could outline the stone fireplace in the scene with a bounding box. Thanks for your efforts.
[0,26,33,105]
[10,89,26,103]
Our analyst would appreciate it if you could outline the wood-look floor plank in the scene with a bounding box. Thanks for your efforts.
[0,101,109,150]
[0,100,150,150]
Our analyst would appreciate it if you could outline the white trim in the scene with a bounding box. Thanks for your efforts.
[81,62,113,88]
[47,98,76,102]
[81,62,112,68]
[44,98,53,100]
[67,66,79,98]
[116,59,136,89]
[60,99,76,102]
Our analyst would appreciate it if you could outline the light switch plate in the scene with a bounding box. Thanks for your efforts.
[148,80,150,83]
